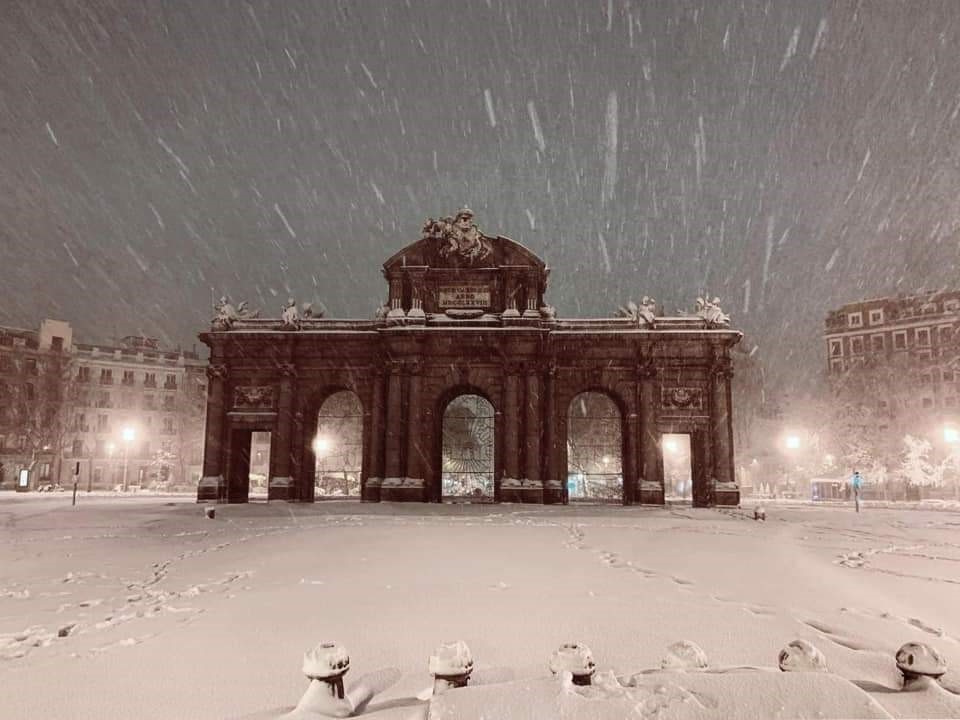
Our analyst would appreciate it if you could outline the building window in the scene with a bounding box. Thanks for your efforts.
[921,373,932,384]
[72,439,83,456]
[871,334,885,352]
[162,417,176,434]
[847,312,863,328]
[922,397,934,408]
[24,383,35,400]
[143,394,156,410]
[944,370,955,382]
[894,331,907,350]
[850,337,864,355]
[946,299,960,312]
[164,374,177,390]
[122,370,135,386]
[144,373,157,388]
[878,400,888,409]
[97,414,109,432]
[51,336,64,351]
[919,350,932,361]
[917,328,931,346]
[940,326,954,344]
[829,339,843,357]
[162,395,176,411]
[25,358,38,375]
[77,366,90,382]
[99,368,113,385]
[96,391,111,408]
[830,359,844,373]
[868,308,884,325]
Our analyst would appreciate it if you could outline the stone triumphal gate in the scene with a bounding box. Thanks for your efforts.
[197,210,741,507]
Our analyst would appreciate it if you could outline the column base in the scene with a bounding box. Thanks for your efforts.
[380,477,425,502]
[268,476,295,501]
[714,482,740,507]
[500,478,544,503]
[543,479,565,504]
[197,475,224,502]
[638,481,665,505]
[362,477,382,502]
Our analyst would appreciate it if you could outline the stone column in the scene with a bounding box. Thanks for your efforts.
[405,361,424,498]
[383,362,404,489]
[387,277,405,321]
[406,268,427,324]
[198,363,228,502]
[502,363,522,502]
[503,272,521,319]
[638,359,663,505]
[292,394,310,502]
[522,272,540,318]
[623,410,638,506]
[363,369,385,502]
[543,362,562,504]
[269,362,296,501]
[711,356,739,506]
[523,367,543,502]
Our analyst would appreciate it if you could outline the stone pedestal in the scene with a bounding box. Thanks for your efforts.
[197,475,224,502]
[638,481,665,505]
[380,478,426,502]
[268,476,294,501]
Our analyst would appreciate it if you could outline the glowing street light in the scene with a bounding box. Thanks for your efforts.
[663,438,679,454]
[784,435,801,450]
[313,435,333,458]
[943,426,959,445]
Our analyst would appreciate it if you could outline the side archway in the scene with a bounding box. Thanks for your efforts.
[566,391,624,502]
[314,390,363,498]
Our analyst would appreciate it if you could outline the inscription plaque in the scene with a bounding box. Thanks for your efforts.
[438,284,491,308]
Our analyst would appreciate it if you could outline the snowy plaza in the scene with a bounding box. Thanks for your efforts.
[2,495,959,719]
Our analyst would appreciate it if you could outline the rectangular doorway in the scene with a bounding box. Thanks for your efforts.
[226,429,271,502]
[662,433,692,501]
[249,431,272,500]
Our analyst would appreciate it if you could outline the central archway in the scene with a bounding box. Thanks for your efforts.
[441,394,495,502]
[314,390,363,498]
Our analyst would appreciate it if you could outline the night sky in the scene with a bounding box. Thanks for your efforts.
[3,0,960,390]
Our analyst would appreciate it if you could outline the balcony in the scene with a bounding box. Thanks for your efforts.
[163,380,178,391]
[99,377,114,386]
[143,378,157,388]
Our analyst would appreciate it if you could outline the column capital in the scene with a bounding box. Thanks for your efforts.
[207,363,229,381]
[711,358,734,381]
[636,358,657,380]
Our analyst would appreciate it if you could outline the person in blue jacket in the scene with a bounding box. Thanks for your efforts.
[850,470,863,513]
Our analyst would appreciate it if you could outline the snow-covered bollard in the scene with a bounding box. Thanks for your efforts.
[549,642,596,686]
[429,640,474,696]
[204,506,215,519]
[292,642,353,718]
[754,506,766,521]
[661,640,709,670]
[896,642,947,689]
[778,640,828,672]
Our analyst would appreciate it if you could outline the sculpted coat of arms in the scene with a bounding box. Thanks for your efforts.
[421,207,492,265]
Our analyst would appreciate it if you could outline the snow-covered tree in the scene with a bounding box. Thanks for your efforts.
[900,434,937,487]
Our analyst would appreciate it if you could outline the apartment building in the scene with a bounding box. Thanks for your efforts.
[0,320,72,489]
[0,319,207,491]
[823,290,960,411]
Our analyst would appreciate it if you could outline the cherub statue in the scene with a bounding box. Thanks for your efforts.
[374,303,390,321]
[212,296,259,330]
[421,207,492,265]
[281,298,301,330]
[618,296,657,327]
[697,296,730,327]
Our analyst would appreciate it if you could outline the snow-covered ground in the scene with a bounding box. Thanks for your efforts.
[1,495,958,719]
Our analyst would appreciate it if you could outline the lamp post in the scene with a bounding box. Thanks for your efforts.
[943,425,959,499]
[121,426,135,492]
[104,442,115,493]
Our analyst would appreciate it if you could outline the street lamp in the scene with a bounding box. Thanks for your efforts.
[121,426,135,492]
